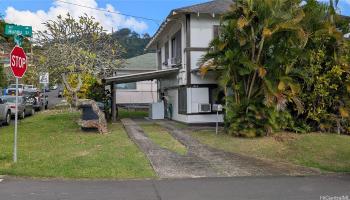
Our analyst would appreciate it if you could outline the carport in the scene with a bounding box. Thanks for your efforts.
[102,68,179,122]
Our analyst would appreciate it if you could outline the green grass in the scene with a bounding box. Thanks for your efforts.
[0,110,156,179]
[141,123,187,155]
[118,108,148,119]
[190,130,350,172]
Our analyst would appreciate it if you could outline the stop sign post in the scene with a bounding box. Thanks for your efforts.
[10,45,27,163]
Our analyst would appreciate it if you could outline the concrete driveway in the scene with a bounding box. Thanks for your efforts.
[122,118,319,179]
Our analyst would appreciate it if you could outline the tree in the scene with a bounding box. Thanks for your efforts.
[292,0,350,134]
[0,64,6,88]
[112,28,152,58]
[201,0,308,137]
[34,14,124,106]
[201,0,350,136]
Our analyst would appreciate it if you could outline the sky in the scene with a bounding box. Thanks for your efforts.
[0,0,349,36]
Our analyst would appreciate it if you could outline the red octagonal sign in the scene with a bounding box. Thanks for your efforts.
[10,46,27,78]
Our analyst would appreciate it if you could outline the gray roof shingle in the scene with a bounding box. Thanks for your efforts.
[120,53,157,71]
[174,0,232,15]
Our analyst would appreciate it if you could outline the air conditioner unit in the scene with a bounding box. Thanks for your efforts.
[198,103,211,113]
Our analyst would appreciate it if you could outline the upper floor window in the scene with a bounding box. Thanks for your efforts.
[170,30,182,66]
[157,48,162,69]
[164,41,169,66]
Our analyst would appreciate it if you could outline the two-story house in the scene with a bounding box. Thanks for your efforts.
[104,0,232,123]
[144,0,232,123]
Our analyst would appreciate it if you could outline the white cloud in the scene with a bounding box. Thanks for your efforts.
[4,0,148,33]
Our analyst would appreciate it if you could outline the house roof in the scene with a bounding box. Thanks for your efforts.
[146,0,233,50]
[119,53,157,71]
[174,0,232,15]
[103,68,179,84]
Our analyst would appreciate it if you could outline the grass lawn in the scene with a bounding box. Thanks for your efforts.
[0,110,155,179]
[118,108,148,119]
[190,130,350,172]
[141,123,187,155]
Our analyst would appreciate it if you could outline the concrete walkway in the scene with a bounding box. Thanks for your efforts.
[121,118,320,179]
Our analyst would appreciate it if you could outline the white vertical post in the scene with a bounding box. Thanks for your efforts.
[216,110,219,135]
[43,84,46,109]
[13,77,18,163]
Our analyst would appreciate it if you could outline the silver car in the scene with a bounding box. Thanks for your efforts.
[1,96,35,119]
[0,97,11,125]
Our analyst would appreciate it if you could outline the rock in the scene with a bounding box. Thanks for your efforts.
[78,99,108,134]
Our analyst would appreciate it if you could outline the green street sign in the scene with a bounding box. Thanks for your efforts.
[4,24,32,37]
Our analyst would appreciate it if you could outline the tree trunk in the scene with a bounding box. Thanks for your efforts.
[62,73,82,107]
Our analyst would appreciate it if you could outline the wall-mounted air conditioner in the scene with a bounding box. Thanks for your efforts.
[198,103,211,113]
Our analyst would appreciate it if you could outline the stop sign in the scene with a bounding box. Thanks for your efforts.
[10,46,27,78]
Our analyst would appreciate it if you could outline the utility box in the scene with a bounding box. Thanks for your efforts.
[149,101,164,119]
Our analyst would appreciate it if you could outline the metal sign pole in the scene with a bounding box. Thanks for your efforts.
[43,84,46,109]
[216,110,219,135]
[13,77,18,163]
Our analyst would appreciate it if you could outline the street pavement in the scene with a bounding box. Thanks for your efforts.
[45,88,63,109]
[0,175,349,200]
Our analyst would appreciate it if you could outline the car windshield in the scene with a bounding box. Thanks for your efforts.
[23,91,36,96]
[1,96,22,103]
[9,84,23,89]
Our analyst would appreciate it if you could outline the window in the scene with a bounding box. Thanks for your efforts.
[164,41,169,65]
[213,25,222,39]
[115,82,137,90]
[157,49,162,69]
[178,87,187,114]
[171,30,182,66]
[209,87,225,105]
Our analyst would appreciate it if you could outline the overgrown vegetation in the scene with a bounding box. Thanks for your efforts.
[0,111,155,179]
[201,0,350,137]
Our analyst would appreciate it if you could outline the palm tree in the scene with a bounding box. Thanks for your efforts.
[200,0,308,136]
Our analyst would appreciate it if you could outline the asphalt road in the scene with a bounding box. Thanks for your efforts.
[45,88,63,109]
[0,175,349,200]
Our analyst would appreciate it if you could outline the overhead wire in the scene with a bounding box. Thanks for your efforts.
[54,0,161,25]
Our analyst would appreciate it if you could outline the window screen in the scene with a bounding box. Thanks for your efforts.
[116,82,137,90]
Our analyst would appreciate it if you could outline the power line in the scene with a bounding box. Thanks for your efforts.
[55,0,161,25]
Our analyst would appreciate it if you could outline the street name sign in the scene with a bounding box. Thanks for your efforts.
[5,24,32,37]
[10,46,27,78]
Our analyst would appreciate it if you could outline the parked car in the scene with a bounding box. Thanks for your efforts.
[42,87,50,93]
[23,91,44,111]
[58,89,63,98]
[1,96,35,119]
[6,84,25,96]
[51,85,58,90]
[24,85,38,93]
[0,97,11,125]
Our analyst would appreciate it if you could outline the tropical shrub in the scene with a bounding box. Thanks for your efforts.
[201,0,350,136]
[291,0,350,134]
[201,0,308,136]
